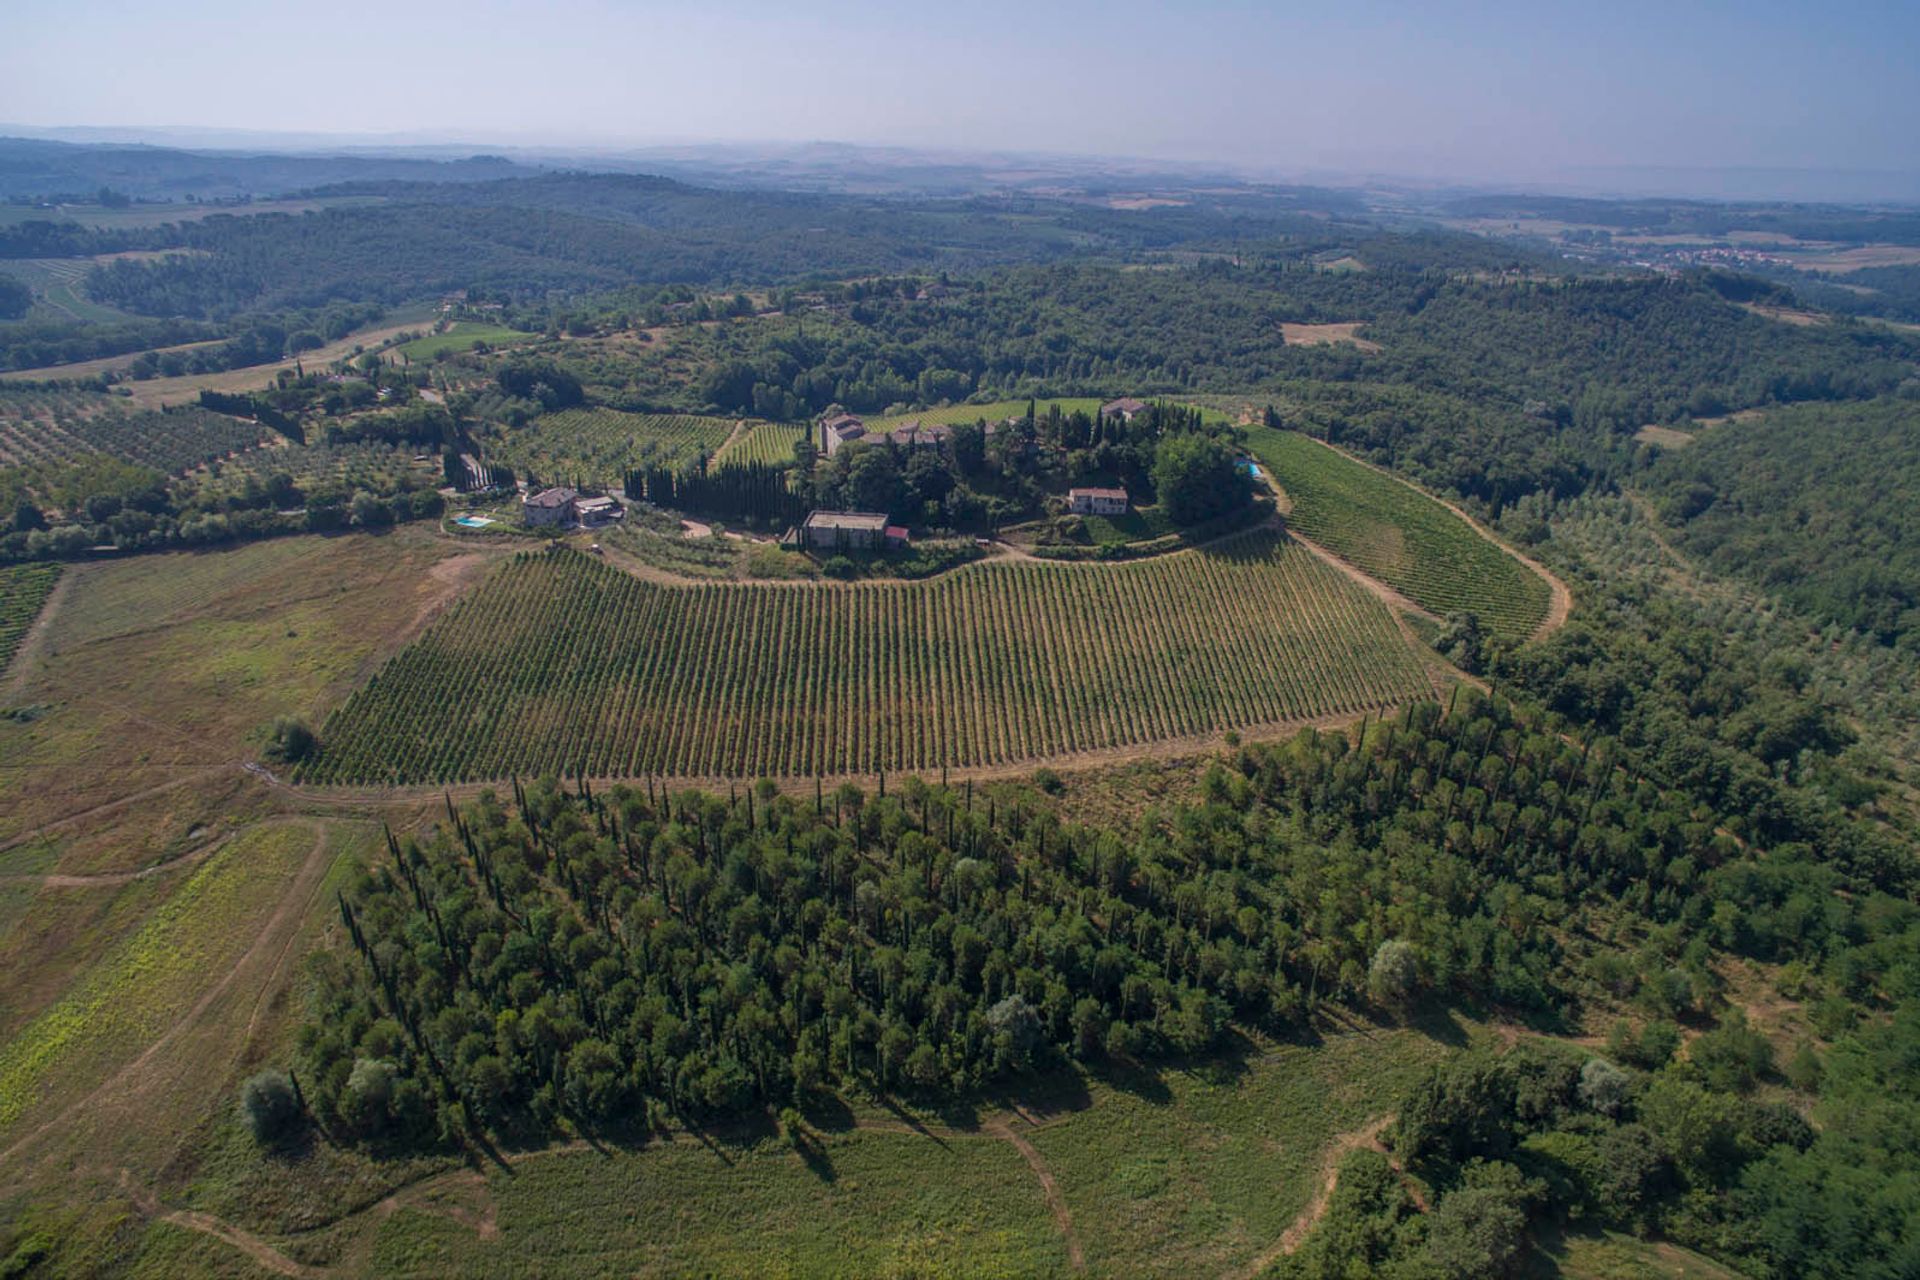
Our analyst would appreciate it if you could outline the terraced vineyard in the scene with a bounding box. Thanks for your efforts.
[0,563,61,674]
[1245,427,1552,642]
[0,406,268,476]
[484,408,738,485]
[307,530,1435,783]
[714,420,806,466]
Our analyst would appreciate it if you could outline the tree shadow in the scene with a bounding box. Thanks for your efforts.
[798,1093,857,1135]
[994,1069,1094,1126]
[1089,1056,1172,1106]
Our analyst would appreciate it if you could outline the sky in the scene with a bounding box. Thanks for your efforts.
[4,0,1918,188]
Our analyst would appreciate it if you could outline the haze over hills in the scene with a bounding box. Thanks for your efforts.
[7,126,1920,205]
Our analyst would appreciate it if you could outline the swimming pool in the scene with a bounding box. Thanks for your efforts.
[455,515,496,528]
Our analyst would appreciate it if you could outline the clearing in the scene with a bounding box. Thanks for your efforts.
[1279,321,1381,351]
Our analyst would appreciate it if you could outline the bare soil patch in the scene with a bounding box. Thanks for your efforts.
[1280,322,1381,351]
[1635,424,1696,449]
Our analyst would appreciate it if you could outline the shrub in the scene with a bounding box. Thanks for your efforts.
[264,715,316,764]
[240,1069,302,1144]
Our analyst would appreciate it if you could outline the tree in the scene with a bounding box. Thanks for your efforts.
[340,1057,398,1137]
[1416,1163,1532,1279]
[1576,1058,1630,1116]
[11,499,46,533]
[1367,939,1420,1011]
[1152,434,1246,525]
[264,715,317,765]
[351,490,393,528]
[240,1070,302,1143]
[987,994,1042,1066]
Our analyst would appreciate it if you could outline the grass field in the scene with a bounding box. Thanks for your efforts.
[0,531,488,840]
[862,397,1106,429]
[714,419,806,466]
[394,322,531,361]
[0,564,60,674]
[481,408,739,486]
[1244,427,1552,642]
[139,1025,1458,1278]
[304,529,1436,783]
[0,822,312,1136]
[0,258,132,325]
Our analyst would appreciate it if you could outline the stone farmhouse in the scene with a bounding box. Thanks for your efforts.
[1067,486,1130,516]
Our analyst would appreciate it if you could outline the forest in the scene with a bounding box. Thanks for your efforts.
[1639,395,1920,650]
[283,674,1915,1278]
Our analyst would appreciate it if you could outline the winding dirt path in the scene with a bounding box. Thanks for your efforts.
[1228,1114,1394,1280]
[0,832,225,888]
[987,1116,1086,1272]
[120,1172,322,1279]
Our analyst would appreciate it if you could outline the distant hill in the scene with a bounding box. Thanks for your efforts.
[0,136,543,202]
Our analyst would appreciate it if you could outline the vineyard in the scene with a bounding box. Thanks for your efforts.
[714,420,806,466]
[1244,427,1552,642]
[481,408,739,486]
[0,406,268,476]
[0,563,60,674]
[305,529,1436,783]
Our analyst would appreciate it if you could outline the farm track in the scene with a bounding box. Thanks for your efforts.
[1227,1114,1395,1280]
[0,831,226,888]
[115,1102,1084,1277]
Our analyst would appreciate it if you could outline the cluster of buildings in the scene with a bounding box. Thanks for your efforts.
[522,487,624,529]
[817,396,1149,459]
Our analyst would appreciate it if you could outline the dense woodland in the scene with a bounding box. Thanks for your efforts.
[1640,396,1920,650]
[289,670,1914,1277]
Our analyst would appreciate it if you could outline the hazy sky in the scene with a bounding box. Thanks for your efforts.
[5,0,1918,182]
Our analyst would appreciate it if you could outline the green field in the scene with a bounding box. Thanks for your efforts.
[714,419,806,466]
[0,822,313,1136]
[1245,427,1552,642]
[0,564,61,674]
[305,529,1435,782]
[394,321,532,361]
[481,408,739,486]
[0,257,133,325]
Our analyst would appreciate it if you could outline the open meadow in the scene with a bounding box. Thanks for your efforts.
[0,530,495,842]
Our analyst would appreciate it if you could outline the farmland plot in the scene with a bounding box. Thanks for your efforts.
[306,529,1436,783]
[1245,427,1552,642]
